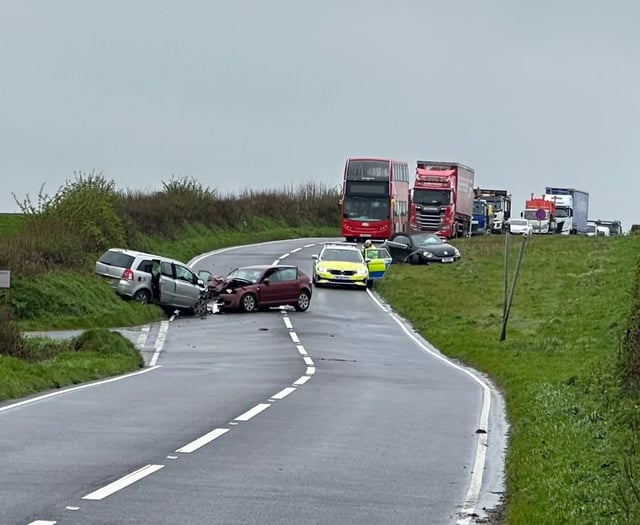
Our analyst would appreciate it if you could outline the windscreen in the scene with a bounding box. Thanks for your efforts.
[342,196,390,221]
[321,249,363,263]
[346,160,390,181]
[412,189,451,206]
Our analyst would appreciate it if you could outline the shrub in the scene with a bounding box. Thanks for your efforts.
[0,304,27,359]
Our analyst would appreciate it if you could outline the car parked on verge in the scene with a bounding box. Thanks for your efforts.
[508,218,533,235]
[206,265,313,313]
[311,242,369,289]
[95,248,208,315]
[381,232,461,265]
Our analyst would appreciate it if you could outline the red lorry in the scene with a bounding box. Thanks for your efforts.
[523,194,557,234]
[409,161,475,238]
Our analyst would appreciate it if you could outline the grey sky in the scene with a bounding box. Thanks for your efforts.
[1,1,639,228]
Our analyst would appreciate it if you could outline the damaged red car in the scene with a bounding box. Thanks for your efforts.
[206,265,313,313]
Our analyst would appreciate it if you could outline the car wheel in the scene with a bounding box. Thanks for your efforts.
[192,298,208,317]
[409,253,420,265]
[366,279,374,289]
[240,293,258,313]
[133,289,151,304]
[294,290,311,312]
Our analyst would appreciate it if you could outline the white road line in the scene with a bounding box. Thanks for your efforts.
[82,464,164,501]
[303,356,314,366]
[290,247,302,253]
[280,253,290,259]
[303,243,316,248]
[289,332,300,343]
[65,506,79,511]
[29,521,57,525]
[149,320,169,367]
[272,259,280,265]
[0,366,161,414]
[235,403,271,422]
[306,366,316,375]
[296,344,307,355]
[283,317,293,330]
[271,387,296,400]
[367,290,492,524]
[176,428,229,454]
[135,325,151,350]
[293,375,310,386]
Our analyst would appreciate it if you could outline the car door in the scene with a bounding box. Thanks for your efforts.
[173,264,201,307]
[385,234,412,262]
[159,260,177,305]
[365,247,392,279]
[260,268,288,305]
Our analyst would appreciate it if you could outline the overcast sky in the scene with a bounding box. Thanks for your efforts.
[1,1,639,228]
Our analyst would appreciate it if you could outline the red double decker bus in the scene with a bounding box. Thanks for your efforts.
[340,157,410,242]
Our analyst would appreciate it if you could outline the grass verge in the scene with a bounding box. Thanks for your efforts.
[0,329,143,402]
[376,233,640,523]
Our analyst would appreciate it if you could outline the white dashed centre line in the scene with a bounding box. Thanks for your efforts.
[82,464,164,501]
[176,428,229,454]
[289,332,300,343]
[306,366,316,375]
[29,521,57,525]
[296,344,307,355]
[235,403,271,422]
[283,317,293,329]
[149,320,169,367]
[293,376,311,386]
[271,387,296,400]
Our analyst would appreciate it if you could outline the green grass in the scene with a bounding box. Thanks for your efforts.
[0,213,25,239]
[0,329,143,402]
[376,234,640,524]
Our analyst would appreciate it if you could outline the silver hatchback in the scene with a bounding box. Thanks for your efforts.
[95,248,207,314]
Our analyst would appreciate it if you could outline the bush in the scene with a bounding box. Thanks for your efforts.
[0,304,27,359]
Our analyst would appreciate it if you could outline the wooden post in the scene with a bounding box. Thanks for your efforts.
[500,235,528,342]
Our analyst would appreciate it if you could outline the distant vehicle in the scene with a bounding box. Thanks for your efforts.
[206,265,312,313]
[544,187,590,235]
[382,231,461,265]
[594,219,623,236]
[509,218,533,236]
[523,194,557,234]
[471,198,492,235]
[95,248,208,315]
[473,188,512,234]
[586,221,611,237]
[362,245,393,288]
[410,161,475,239]
[312,242,369,288]
[340,158,410,242]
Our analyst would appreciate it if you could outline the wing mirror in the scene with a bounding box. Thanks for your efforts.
[311,254,319,260]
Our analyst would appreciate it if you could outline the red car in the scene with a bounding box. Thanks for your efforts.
[206,265,313,313]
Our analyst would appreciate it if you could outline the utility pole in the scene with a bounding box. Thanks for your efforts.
[500,234,528,342]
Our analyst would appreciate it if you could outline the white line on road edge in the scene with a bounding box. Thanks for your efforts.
[366,290,492,525]
[82,464,164,501]
[0,366,161,414]
[175,428,229,454]
[293,375,310,386]
[135,325,151,350]
[149,320,170,367]
[235,403,271,422]
[271,387,296,400]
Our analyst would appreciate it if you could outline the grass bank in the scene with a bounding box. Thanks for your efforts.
[376,233,640,524]
[0,328,143,402]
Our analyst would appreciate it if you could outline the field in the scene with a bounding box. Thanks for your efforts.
[0,213,25,238]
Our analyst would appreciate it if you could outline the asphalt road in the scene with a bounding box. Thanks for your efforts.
[1,238,507,525]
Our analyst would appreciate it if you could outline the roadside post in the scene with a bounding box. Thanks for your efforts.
[0,270,10,305]
[500,235,528,342]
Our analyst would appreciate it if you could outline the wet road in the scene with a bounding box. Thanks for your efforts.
[1,238,506,525]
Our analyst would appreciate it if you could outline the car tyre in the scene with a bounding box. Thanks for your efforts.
[366,279,374,289]
[133,289,151,304]
[192,298,208,317]
[294,290,311,312]
[240,293,258,313]
[409,253,420,265]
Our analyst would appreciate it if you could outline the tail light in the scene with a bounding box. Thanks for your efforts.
[122,268,134,281]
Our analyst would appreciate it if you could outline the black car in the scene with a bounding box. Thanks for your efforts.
[382,232,461,265]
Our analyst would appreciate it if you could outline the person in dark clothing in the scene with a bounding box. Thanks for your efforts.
[151,260,162,301]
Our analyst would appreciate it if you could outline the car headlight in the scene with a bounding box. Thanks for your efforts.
[454,248,460,256]
[317,266,328,273]
[422,251,434,258]
[355,267,368,275]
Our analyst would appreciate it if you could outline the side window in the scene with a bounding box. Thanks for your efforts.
[175,265,195,282]
[394,235,411,245]
[137,259,153,273]
[279,268,297,281]
[160,261,173,278]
